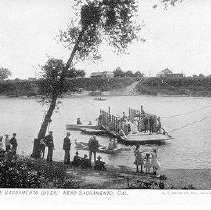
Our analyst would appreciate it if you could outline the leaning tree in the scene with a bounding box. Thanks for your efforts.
[32,0,183,158]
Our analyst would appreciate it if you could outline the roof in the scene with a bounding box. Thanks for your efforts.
[90,72,104,77]
[161,68,173,74]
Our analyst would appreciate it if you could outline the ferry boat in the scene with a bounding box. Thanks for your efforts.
[66,107,172,145]
[97,108,172,145]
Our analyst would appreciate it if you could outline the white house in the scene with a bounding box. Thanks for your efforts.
[90,71,114,78]
[157,68,184,78]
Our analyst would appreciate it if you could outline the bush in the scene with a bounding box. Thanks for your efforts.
[0,157,69,188]
[136,77,211,96]
[0,159,41,188]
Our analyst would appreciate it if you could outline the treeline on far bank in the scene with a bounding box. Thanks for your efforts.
[0,77,136,97]
[136,77,211,97]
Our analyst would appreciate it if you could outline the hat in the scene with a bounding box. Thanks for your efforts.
[97,156,102,160]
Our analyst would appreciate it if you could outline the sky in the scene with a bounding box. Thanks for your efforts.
[1,0,211,78]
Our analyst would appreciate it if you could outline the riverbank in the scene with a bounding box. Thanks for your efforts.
[136,77,211,97]
[2,76,211,98]
[1,155,210,189]
[0,77,136,98]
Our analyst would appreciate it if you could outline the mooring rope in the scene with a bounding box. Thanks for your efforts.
[168,117,208,133]
[162,104,211,119]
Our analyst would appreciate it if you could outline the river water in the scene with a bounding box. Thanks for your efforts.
[0,95,211,169]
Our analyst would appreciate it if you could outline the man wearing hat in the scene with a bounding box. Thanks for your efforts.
[10,133,18,155]
[44,131,54,162]
[88,135,99,164]
[63,132,71,164]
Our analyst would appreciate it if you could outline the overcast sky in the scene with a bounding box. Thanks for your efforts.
[0,0,211,78]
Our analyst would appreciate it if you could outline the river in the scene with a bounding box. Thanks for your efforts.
[0,95,211,169]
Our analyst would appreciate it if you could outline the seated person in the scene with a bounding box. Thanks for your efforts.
[77,118,82,125]
[107,139,114,150]
[72,151,82,167]
[94,156,106,171]
[112,139,118,149]
[81,154,91,169]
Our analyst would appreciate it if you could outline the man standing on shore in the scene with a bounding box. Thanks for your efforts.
[44,131,54,162]
[88,135,99,165]
[63,132,71,164]
[10,133,18,155]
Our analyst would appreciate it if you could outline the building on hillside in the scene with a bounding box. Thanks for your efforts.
[90,71,114,78]
[157,68,184,78]
[90,72,104,78]
[103,71,114,78]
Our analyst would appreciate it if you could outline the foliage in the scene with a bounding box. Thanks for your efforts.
[134,71,144,78]
[60,0,140,62]
[0,156,69,188]
[66,68,85,78]
[39,58,66,102]
[0,80,38,97]
[0,67,12,80]
[113,67,125,77]
[0,158,41,188]
[67,77,136,92]
[125,70,133,77]
[113,67,144,78]
[128,180,169,189]
[0,77,135,97]
[136,77,211,96]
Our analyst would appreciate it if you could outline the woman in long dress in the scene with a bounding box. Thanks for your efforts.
[151,149,160,175]
[144,153,151,173]
[134,145,144,173]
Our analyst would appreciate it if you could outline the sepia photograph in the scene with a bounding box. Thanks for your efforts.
[0,0,211,200]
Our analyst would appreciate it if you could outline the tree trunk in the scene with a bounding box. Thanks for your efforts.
[31,95,57,158]
[31,29,85,158]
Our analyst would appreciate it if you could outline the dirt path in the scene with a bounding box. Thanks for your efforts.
[104,81,140,96]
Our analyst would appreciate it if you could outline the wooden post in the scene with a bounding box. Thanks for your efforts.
[115,117,118,132]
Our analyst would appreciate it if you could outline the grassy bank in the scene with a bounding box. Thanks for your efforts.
[136,77,211,97]
[1,155,209,189]
[0,78,136,97]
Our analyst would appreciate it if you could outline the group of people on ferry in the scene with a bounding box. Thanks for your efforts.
[119,105,162,136]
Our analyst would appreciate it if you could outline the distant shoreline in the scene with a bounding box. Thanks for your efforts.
[1,76,211,98]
